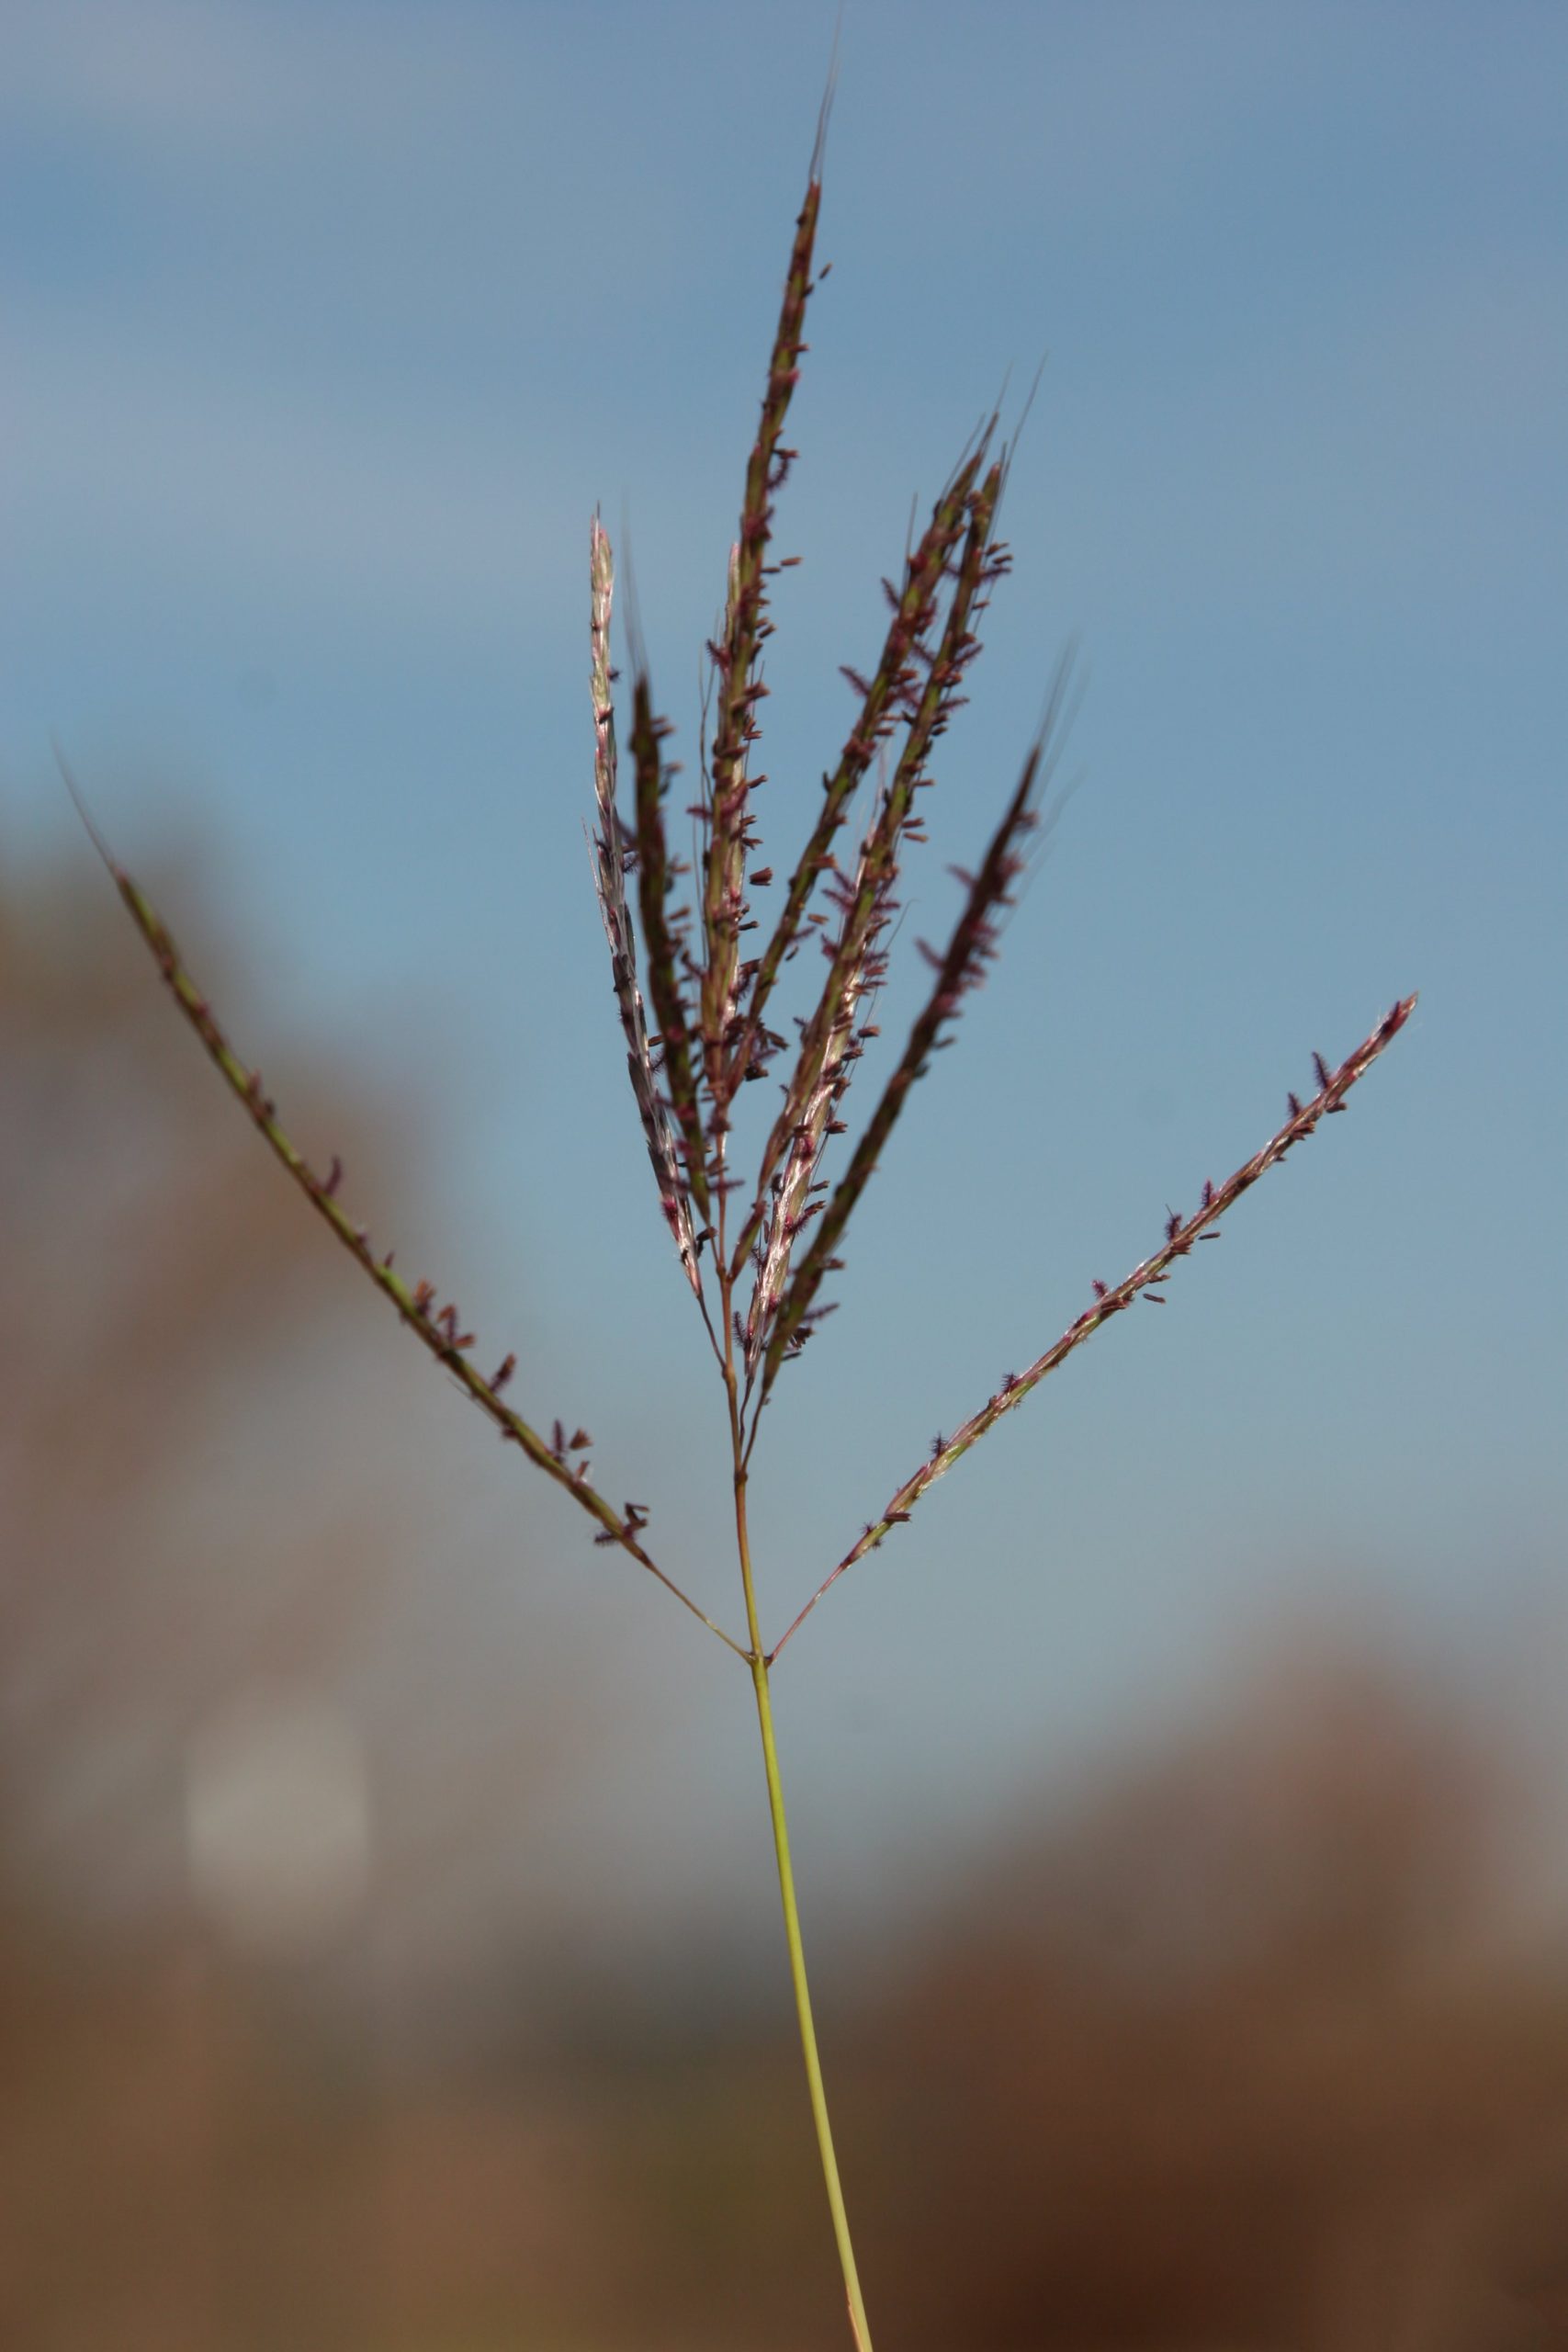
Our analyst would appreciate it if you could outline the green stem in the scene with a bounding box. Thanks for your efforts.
[727,1396,873,2352]
[749,1646,874,2352]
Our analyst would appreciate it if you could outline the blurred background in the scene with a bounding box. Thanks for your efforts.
[3,3,1565,2346]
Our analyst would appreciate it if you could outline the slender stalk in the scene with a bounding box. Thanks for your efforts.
[722,1277,873,2352]
[750,1647,873,2352]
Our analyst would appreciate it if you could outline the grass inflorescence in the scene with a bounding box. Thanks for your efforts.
[72,112,1414,2352]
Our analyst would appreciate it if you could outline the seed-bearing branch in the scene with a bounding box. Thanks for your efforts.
[768,993,1416,1664]
[62,763,746,1662]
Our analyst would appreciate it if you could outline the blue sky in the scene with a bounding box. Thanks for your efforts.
[5,2,1564,1944]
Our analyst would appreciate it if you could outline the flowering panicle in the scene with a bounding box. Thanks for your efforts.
[73,116,1414,1710]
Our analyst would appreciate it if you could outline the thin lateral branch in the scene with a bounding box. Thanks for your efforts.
[630,669,713,1219]
[589,517,704,1296]
[700,167,824,1094]
[728,436,990,1097]
[758,660,1076,1405]
[66,783,745,1661]
[768,993,1417,1663]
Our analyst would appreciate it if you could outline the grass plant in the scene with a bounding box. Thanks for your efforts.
[72,116,1414,2352]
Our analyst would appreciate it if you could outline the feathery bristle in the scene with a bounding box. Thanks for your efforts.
[730,435,993,1099]
[701,172,824,1103]
[759,660,1073,1397]
[630,670,713,1218]
[589,519,705,1295]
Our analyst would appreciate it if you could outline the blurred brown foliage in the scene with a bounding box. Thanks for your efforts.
[3,850,1566,2350]
[859,1663,1568,2351]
